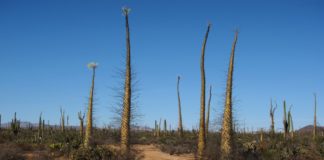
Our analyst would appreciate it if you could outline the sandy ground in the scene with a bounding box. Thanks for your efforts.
[23,144,194,160]
[134,144,195,160]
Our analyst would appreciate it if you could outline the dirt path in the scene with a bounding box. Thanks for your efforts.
[23,144,195,160]
[134,144,195,160]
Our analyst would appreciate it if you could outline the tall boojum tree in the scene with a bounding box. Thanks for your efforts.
[221,31,238,160]
[197,23,211,159]
[84,62,98,147]
[177,76,183,137]
[313,93,317,140]
[120,7,132,154]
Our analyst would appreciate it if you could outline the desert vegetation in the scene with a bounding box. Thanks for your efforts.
[0,6,323,160]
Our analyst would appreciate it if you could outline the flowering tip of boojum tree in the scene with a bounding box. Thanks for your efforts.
[122,7,131,15]
[87,62,98,69]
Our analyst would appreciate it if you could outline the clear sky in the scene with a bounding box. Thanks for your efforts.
[0,0,323,131]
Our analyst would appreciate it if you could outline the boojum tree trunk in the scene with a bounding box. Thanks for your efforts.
[313,93,317,140]
[120,7,132,154]
[84,62,97,147]
[221,31,238,160]
[177,76,183,136]
[197,23,211,160]
[206,85,212,139]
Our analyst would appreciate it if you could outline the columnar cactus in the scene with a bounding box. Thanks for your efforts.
[206,85,212,139]
[198,23,211,159]
[288,108,294,138]
[164,119,167,135]
[269,99,277,136]
[120,7,132,154]
[0,114,2,130]
[38,113,43,138]
[78,111,85,141]
[154,120,158,136]
[84,62,98,147]
[60,108,65,133]
[42,119,45,138]
[283,101,288,139]
[67,115,69,127]
[11,112,20,135]
[221,31,238,160]
[158,118,162,137]
[177,76,183,136]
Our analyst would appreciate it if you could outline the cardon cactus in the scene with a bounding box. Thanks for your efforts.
[288,108,294,138]
[60,108,65,132]
[38,113,43,139]
[78,111,85,141]
[269,99,277,136]
[11,112,20,135]
[283,101,294,139]
[283,101,289,138]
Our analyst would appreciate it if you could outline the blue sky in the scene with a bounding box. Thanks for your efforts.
[0,0,323,131]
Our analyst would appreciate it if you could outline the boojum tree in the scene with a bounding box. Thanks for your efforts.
[197,23,211,159]
[120,7,132,154]
[177,76,183,136]
[313,93,317,140]
[221,31,238,160]
[84,62,98,147]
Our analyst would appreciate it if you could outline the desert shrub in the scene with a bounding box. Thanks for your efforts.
[47,130,82,155]
[157,132,197,155]
[71,146,113,160]
[204,133,221,160]
[131,131,157,145]
[70,146,142,160]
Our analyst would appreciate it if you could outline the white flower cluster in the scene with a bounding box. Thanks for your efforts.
[87,62,98,69]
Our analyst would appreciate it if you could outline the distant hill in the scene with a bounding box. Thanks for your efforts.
[0,121,73,129]
[297,125,324,133]
[0,121,152,131]
[0,121,37,128]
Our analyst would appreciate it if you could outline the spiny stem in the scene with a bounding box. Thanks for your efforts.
[221,31,238,160]
[198,23,211,159]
